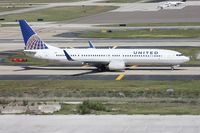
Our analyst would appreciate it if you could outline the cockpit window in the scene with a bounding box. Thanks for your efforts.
[176,54,183,56]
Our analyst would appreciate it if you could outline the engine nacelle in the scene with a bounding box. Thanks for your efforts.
[108,60,125,71]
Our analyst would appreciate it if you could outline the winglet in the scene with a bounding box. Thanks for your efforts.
[88,41,95,48]
[63,50,74,61]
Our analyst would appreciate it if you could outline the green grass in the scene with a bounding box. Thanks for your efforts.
[1,80,200,115]
[2,51,51,66]
[56,102,200,115]
[106,102,200,115]
[0,80,200,98]
[80,29,200,38]
[0,24,19,27]
[77,100,109,114]
[0,0,86,3]
[0,6,117,22]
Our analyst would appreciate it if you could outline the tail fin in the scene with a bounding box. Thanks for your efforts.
[182,0,186,2]
[19,20,48,50]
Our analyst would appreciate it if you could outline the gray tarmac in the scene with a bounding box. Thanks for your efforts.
[1,0,199,17]
[2,38,200,43]
[0,66,200,80]
[1,74,200,80]
[0,115,200,133]
[70,6,200,24]
[1,38,200,52]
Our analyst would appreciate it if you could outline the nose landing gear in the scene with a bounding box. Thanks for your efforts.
[171,65,180,70]
[171,66,175,70]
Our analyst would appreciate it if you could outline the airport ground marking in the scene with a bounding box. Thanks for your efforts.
[115,73,125,80]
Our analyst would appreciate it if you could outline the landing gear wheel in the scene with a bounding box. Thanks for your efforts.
[97,65,107,72]
[171,66,175,70]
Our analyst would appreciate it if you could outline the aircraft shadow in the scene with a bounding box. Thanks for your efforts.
[71,69,104,76]
[14,66,95,71]
[14,66,103,76]
[14,66,184,76]
[16,66,184,71]
[126,68,184,71]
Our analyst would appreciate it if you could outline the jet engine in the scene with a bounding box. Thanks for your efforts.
[108,60,125,71]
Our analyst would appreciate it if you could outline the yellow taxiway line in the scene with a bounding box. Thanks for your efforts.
[115,73,125,80]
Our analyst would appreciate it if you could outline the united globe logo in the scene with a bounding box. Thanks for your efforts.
[25,34,48,50]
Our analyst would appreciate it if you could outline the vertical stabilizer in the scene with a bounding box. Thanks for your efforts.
[19,20,48,50]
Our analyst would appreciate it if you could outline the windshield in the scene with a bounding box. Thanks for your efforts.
[176,53,184,56]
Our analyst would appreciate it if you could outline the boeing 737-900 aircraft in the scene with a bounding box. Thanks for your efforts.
[19,20,189,71]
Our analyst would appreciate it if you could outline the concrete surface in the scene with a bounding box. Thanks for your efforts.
[38,104,61,114]
[1,66,200,76]
[1,0,200,17]
[0,40,200,52]
[0,104,61,114]
[70,6,200,24]
[0,115,199,133]
[1,74,200,80]
[0,66,200,80]
[0,0,200,26]
[2,23,200,42]
[1,106,27,114]
[0,0,112,16]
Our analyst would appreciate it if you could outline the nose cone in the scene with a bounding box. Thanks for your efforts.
[183,56,190,63]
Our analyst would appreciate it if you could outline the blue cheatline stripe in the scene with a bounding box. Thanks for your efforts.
[63,50,74,61]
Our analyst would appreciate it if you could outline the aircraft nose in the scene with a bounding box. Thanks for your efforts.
[184,56,190,62]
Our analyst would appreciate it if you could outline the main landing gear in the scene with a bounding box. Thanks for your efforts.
[97,65,107,72]
[171,65,180,70]
[171,66,175,70]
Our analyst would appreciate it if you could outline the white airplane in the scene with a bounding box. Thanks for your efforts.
[157,0,186,10]
[19,20,189,71]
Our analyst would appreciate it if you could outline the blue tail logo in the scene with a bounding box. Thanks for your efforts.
[19,20,48,50]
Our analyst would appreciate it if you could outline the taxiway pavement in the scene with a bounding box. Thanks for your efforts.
[0,115,200,133]
[70,6,200,24]
[0,0,200,16]
[0,0,200,24]
[0,66,200,80]
[0,39,200,52]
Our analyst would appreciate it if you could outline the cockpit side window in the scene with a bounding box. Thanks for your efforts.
[176,53,183,56]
